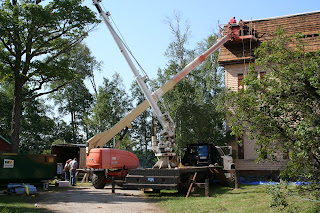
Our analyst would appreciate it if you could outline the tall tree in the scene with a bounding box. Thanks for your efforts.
[50,80,93,143]
[50,44,97,142]
[19,98,56,154]
[164,11,191,68]
[193,35,226,145]
[0,82,14,140]
[0,0,99,153]
[88,73,132,141]
[227,30,320,181]
[158,12,226,149]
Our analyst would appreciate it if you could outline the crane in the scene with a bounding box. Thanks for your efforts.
[87,0,253,170]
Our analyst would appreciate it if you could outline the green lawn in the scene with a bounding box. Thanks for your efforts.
[1,184,319,213]
[148,185,320,213]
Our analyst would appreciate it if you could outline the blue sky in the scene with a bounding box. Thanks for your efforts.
[83,0,320,92]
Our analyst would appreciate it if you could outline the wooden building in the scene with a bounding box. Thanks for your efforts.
[0,136,11,153]
[218,11,320,177]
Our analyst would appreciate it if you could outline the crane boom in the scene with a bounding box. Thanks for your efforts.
[86,29,231,153]
[91,0,178,167]
[88,0,236,168]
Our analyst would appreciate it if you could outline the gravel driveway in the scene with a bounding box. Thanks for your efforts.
[35,186,165,213]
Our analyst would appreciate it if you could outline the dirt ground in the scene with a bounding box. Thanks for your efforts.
[35,185,166,213]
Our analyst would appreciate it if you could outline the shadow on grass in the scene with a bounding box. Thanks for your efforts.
[144,184,236,201]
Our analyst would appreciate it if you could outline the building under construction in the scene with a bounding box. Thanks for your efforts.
[218,11,320,177]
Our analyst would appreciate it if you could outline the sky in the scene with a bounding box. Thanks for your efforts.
[82,0,320,93]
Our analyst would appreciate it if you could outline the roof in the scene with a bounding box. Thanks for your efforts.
[218,11,320,66]
[0,136,11,145]
[51,144,86,148]
[244,10,320,23]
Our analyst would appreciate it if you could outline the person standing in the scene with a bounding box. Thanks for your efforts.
[69,158,78,186]
[64,159,72,181]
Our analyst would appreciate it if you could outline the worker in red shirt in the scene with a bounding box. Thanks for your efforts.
[229,16,236,24]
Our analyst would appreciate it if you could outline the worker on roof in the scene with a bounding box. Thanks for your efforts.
[229,16,236,24]
[238,19,245,36]
[238,19,244,26]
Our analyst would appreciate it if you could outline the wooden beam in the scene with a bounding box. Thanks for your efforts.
[186,172,197,198]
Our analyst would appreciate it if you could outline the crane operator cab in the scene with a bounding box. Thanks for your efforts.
[181,144,223,167]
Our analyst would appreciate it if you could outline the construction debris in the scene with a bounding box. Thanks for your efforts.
[7,183,37,195]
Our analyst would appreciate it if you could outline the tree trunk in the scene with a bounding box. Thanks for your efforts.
[10,79,23,153]
[71,112,76,143]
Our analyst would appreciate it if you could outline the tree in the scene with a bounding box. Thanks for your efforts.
[190,35,226,145]
[19,98,56,154]
[227,29,320,181]
[51,80,93,143]
[1,81,61,153]
[164,11,192,68]
[157,12,226,149]
[0,0,99,153]
[50,44,97,143]
[52,119,74,144]
[0,82,14,140]
[88,73,132,140]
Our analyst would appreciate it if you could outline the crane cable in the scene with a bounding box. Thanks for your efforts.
[108,13,169,113]
[241,19,254,76]
[241,31,247,75]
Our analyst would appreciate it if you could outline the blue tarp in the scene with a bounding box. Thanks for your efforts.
[238,177,309,185]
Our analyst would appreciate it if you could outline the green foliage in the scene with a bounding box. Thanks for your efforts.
[51,119,74,143]
[157,34,226,150]
[0,83,14,139]
[19,98,56,154]
[52,139,66,145]
[0,0,99,153]
[227,28,320,181]
[50,79,94,143]
[266,184,288,207]
[0,0,99,84]
[87,73,132,138]
[116,134,136,151]
[0,81,73,154]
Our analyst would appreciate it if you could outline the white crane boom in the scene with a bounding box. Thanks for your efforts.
[88,0,232,168]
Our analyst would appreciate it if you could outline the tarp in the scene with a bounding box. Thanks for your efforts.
[238,177,309,185]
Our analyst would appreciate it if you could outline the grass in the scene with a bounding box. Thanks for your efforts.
[146,185,320,213]
[1,183,319,213]
[0,182,73,213]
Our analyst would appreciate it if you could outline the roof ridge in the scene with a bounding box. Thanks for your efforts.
[244,10,320,23]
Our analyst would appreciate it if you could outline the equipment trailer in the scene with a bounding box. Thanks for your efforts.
[124,144,236,191]
[87,0,256,191]
[125,166,230,192]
